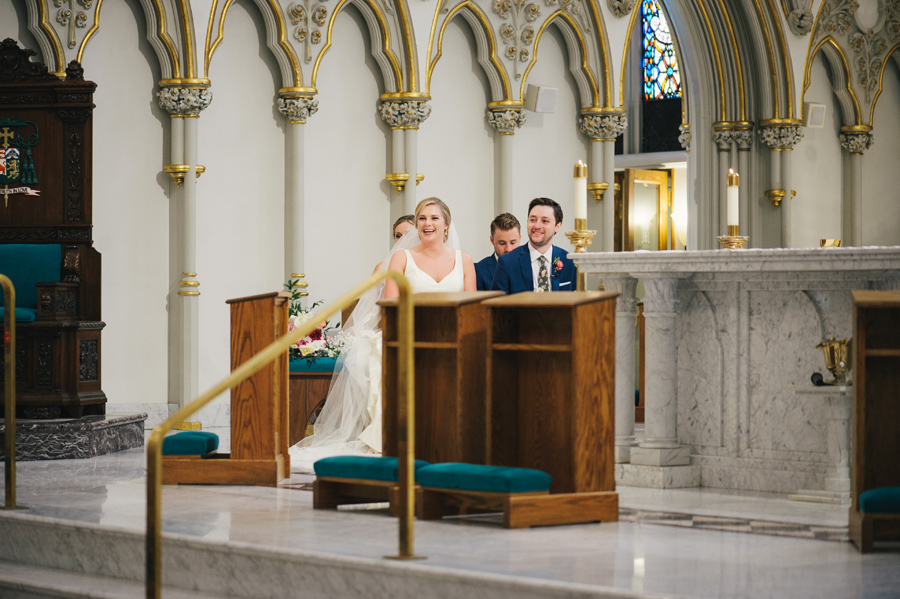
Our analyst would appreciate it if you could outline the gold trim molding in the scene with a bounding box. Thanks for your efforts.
[386,173,410,193]
[177,291,200,296]
[588,182,609,202]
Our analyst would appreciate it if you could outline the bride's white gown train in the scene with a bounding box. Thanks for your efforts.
[288,236,463,473]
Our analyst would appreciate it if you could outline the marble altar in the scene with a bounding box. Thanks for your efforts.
[574,247,900,494]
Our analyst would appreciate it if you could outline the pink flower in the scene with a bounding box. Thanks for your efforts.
[553,257,563,272]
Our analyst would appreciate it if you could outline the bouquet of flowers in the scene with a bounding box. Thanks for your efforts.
[284,280,350,362]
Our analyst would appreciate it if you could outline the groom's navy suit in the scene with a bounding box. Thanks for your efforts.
[490,244,577,294]
[474,254,498,291]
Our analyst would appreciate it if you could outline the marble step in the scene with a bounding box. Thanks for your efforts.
[0,561,235,599]
[0,512,633,599]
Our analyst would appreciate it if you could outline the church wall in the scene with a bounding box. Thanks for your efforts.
[862,63,900,246]
[791,55,843,248]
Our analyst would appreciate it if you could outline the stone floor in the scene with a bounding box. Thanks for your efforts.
[1,425,898,599]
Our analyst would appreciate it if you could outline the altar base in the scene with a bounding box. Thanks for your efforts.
[0,413,146,461]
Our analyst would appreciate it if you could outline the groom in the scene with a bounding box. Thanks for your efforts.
[490,197,577,294]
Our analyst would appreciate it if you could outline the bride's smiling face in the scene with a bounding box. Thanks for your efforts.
[417,204,447,243]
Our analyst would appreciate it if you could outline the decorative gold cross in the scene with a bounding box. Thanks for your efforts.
[0,127,14,148]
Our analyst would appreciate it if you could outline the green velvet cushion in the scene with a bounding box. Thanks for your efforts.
[314,456,429,482]
[0,244,62,309]
[859,487,900,514]
[162,431,220,456]
[417,463,552,493]
[0,307,37,322]
[289,356,338,373]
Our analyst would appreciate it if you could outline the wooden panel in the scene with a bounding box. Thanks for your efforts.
[162,454,286,486]
[230,298,277,460]
[288,372,332,445]
[505,491,618,528]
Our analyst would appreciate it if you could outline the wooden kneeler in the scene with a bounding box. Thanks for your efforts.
[312,456,428,515]
[412,463,618,528]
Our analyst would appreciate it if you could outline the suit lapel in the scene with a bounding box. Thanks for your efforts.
[518,247,533,291]
[550,246,560,291]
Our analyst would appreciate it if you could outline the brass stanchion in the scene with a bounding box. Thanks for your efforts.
[1,274,26,511]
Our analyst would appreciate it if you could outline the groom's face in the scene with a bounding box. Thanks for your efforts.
[527,206,561,249]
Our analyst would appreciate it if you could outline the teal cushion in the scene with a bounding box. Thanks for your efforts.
[314,456,429,482]
[0,307,37,322]
[290,356,338,373]
[859,487,900,514]
[162,431,219,456]
[417,463,552,494]
[0,244,62,309]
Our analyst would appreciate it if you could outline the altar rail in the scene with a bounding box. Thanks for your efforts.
[145,271,418,599]
[573,246,900,493]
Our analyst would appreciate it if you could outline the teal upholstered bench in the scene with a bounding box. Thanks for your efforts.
[313,456,429,514]
[856,487,900,552]
[0,244,64,322]
[415,463,553,528]
[162,431,220,457]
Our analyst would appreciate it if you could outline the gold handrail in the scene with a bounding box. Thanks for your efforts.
[1,274,24,511]
[146,270,416,598]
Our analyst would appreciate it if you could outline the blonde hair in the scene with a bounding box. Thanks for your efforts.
[414,197,451,242]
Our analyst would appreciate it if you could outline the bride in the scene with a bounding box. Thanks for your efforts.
[289,197,475,471]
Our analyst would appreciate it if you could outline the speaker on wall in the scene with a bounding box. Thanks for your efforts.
[803,102,826,128]
[524,84,558,113]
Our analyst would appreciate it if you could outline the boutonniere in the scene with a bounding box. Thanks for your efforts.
[552,256,564,273]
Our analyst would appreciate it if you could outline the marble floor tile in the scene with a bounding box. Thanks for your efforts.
[1,437,898,599]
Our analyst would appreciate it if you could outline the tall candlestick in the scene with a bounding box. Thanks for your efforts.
[574,160,587,222]
[727,168,739,227]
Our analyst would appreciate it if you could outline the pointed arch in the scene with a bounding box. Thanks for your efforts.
[426,1,512,102]
[869,44,900,126]
[519,9,601,108]
[801,37,861,126]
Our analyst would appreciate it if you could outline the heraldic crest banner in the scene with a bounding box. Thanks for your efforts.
[0,118,40,207]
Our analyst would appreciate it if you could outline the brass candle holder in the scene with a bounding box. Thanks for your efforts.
[717,225,749,249]
[816,337,851,385]
[565,218,596,291]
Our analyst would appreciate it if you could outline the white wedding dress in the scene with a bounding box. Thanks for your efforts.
[289,228,464,473]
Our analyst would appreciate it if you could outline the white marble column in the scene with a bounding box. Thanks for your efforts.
[602,274,638,463]
[839,129,874,247]
[277,94,319,304]
[487,107,526,215]
[380,98,432,215]
[630,274,690,466]
[157,83,212,416]
[578,112,626,251]
[734,127,753,239]
[789,386,852,505]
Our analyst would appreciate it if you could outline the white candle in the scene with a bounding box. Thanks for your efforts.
[574,160,587,222]
[727,168,739,227]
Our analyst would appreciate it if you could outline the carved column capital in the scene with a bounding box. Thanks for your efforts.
[157,86,212,116]
[640,275,682,314]
[579,113,627,141]
[839,130,874,155]
[678,124,691,152]
[379,100,432,129]
[487,108,526,135]
[733,129,754,150]
[601,274,638,313]
[277,96,319,122]
[759,124,804,150]
[713,130,734,150]
[788,7,815,35]
[607,0,636,18]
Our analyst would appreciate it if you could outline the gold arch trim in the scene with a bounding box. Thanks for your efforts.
[393,0,418,92]
[35,0,67,73]
[426,1,511,101]
[800,37,861,125]
[713,0,745,122]
[311,0,404,91]
[766,0,794,118]
[149,0,182,79]
[520,10,599,107]
[695,0,726,121]
[750,0,781,119]
[868,43,900,127]
[75,0,103,65]
[582,0,613,107]
[176,0,197,79]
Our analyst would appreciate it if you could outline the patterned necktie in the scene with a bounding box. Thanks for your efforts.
[538,256,549,292]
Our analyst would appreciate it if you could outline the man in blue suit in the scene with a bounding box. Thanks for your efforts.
[491,197,577,294]
[474,213,521,290]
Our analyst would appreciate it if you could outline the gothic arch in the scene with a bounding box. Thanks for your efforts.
[869,43,900,126]
[801,37,861,126]
[426,1,511,102]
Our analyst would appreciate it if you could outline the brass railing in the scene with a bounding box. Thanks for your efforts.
[146,271,417,599]
[1,274,24,511]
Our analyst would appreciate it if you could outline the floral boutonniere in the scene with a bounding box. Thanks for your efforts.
[552,256,564,275]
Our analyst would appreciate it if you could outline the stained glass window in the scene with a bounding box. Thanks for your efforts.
[642,0,681,100]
